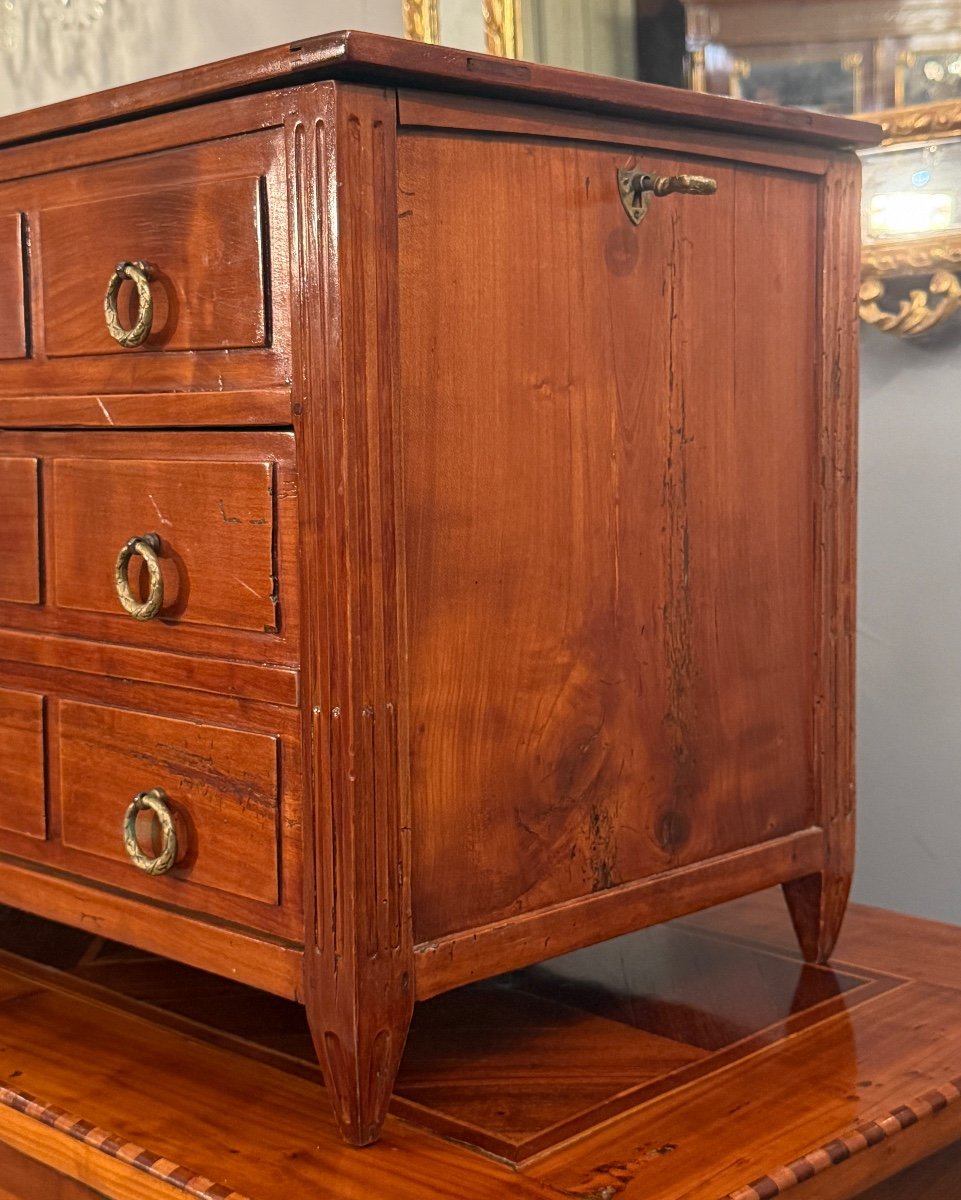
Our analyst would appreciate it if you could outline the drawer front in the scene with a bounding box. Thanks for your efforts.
[0,687,45,840]
[59,700,280,907]
[0,456,40,604]
[0,212,26,359]
[51,456,278,634]
[36,130,279,360]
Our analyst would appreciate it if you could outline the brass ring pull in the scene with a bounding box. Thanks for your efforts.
[115,532,164,621]
[104,259,154,347]
[617,169,718,225]
[122,787,179,876]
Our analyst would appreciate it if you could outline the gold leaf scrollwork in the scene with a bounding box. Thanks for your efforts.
[859,270,961,338]
[403,0,520,56]
[875,100,961,141]
[403,0,439,43]
[862,237,961,279]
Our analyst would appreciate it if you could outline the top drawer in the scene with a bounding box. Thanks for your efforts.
[36,131,282,360]
[40,171,269,357]
[0,122,292,402]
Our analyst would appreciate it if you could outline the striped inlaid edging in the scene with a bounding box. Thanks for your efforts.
[0,1083,251,1200]
[726,1075,961,1200]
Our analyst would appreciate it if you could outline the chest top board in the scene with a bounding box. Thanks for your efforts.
[0,30,878,1145]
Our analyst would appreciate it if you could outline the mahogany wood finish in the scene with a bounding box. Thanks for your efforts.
[0,213,26,360]
[0,431,299,666]
[0,30,879,150]
[0,32,873,1146]
[0,388,292,430]
[39,147,274,357]
[58,701,282,909]
[399,133,819,943]
[0,661,305,944]
[0,895,955,1198]
[0,689,44,841]
[52,457,278,633]
[0,457,38,604]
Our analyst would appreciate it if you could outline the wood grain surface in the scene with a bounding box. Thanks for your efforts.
[39,169,270,357]
[0,457,39,605]
[0,894,953,1199]
[0,660,305,949]
[0,111,291,398]
[286,81,415,1148]
[51,457,277,633]
[0,689,44,842]
[0,32,880,151]
[398,130,822,945]
[58,700,282,908]
[0,431,299,667]
[0,212,26,359]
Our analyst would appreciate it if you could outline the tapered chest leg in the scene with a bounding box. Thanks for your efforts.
[287,83,415,1146]
[305,966,413,1146]
[784,160,859,970]
[783,869,852,963]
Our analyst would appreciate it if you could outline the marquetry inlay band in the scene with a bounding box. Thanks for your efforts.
[0,1082,251,1200]
[727,1075,961,1200]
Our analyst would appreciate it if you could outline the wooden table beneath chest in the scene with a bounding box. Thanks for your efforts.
[0,892,957,1199]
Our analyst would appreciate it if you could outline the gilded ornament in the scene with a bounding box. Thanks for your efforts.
[859,270,961,337]
[403,0,439,44]
[402,0,521,56]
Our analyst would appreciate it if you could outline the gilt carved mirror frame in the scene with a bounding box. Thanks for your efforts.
[858,100,961,337]
[402,0,522,58]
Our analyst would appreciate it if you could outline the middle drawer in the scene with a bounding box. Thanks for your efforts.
[0,431,298,666]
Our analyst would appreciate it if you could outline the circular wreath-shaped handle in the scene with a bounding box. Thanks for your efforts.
[122,787,179,876]
[104,259,154,348]
[115,532,164,621]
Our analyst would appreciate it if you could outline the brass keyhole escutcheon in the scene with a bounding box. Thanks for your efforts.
[617,169,718,225]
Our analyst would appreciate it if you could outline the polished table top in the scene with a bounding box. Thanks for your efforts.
[0,890,958,1199]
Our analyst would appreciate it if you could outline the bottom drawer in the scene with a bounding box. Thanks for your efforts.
[59,701,281,907]
[0,659,303,941]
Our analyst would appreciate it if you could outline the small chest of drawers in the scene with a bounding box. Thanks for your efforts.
[0,31,876,1146]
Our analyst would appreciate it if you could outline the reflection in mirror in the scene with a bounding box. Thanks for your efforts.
[402,0,687,82]
[858,102,961,340]
[521,0,637,79]
[684,0,961,115]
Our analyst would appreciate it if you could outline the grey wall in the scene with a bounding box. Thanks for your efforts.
[855,326,961,924]
[0,1,403,114]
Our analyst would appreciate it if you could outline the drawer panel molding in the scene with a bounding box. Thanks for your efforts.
[0,687,45,840]
[0,456,40,605]
[0,211,27,360]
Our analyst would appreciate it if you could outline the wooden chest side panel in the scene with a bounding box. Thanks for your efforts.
[0,687,45,840]
[0,456,40,605]
[398,132,820,943]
